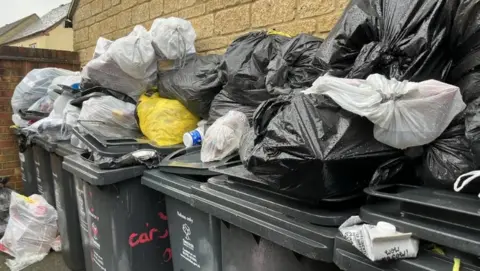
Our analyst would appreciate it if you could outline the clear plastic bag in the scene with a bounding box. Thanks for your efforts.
[149,17,196,59]
[0,192,58,271]
[303,74,466,149]
[201,111,249,162]
[82,27,157,102]
[78,96,139,138]
[46,74,81,100]
[27,95,54,114]
[11,68,73,114]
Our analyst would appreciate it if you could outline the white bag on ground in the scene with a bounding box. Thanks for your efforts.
[201,111,249,162]
[0,192,58,271]
[78,96,139,138]
[304,74,466,149]
[149,17,196,59]
[339,216,419,262]
[11,68,73,114]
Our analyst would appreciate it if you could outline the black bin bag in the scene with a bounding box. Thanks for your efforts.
[266,34,325,95]
[317,0,456,81]
[239,93,400,203]
[447,0,480,103]
[158,54,225,119]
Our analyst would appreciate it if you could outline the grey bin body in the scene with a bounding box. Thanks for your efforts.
[142,171,222,271]
[63,154,173,271]
[19,146,37,196]
[32,137,56,207]
[51,143,86,271]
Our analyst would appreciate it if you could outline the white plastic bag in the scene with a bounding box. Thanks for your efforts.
[82,26,157,101]
[12,114,29,128]
[201,111,249,162]
[304,74,466,149]
[93,37,113,59]
[27,95,54,113]
[78,96,139,138]
[149,17,196,59]
[11,68,73,113]
[0,192,58,271]
[108,25,156,79]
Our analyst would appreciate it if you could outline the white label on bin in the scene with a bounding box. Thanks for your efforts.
[177,211,201,268]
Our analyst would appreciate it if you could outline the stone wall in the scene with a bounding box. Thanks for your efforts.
[73,0,348,65]
[0,46,79,191]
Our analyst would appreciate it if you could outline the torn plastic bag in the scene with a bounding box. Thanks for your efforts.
[27,95,54,114]
[91,149,163,169]
[136,93,199,146]
[201,111,249,163]
[239,93,400,202]
[12,68,73,114]
[223,31,290,100]
[208,89,273,124]
[0,192,57,271]
[304,74,466,149]
[266,34,325,95]
[78,96,139,138]
[420,118,476,190]
[317,0,456,81]
[149,17,196,59]
[158,54,225,119]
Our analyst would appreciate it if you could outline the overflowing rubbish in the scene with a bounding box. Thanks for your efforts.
[0,178,12,236]
[317,0,455,81]
[201,110,249,163]
[304,74,466,149]
[92,149,163,169]
[239,93,399,202]
[0,193,58,271]
[340,216,419,261]
[136,92,199,146]
[266,34,325,95]
[149,17,196,59]
[158,54,224,119]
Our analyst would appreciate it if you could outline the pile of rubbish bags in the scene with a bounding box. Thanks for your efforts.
[9,0,480,256]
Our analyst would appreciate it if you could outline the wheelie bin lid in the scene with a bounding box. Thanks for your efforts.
[360,185,480,257]
[32,135,59,152]
[334,235,480,271]
[190,176,339,263]
[211,161,365,208]
[54,142,85,157]
[142,170,202,205]
[157,146,240,176]
[72,127,182,157]
[63,154,146,186]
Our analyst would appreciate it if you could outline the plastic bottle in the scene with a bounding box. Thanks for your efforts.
[183,122,206,147]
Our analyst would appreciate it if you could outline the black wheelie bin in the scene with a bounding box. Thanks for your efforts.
[144,160,361,271]
[63,128,181,271]
[51,142,86,271]
[32,136,57,207]
[142,146,238,271]
[12,127,37,196]
[357,185,480,270]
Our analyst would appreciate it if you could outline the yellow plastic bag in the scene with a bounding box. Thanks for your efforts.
[137,93,199,146]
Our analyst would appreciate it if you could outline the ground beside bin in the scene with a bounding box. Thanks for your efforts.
[0,252,69,271]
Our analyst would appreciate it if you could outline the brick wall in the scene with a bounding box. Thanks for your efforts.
[73,0,348,65]
[0,46,79,191]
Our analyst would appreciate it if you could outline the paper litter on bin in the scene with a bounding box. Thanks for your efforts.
[339,216,419,262]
